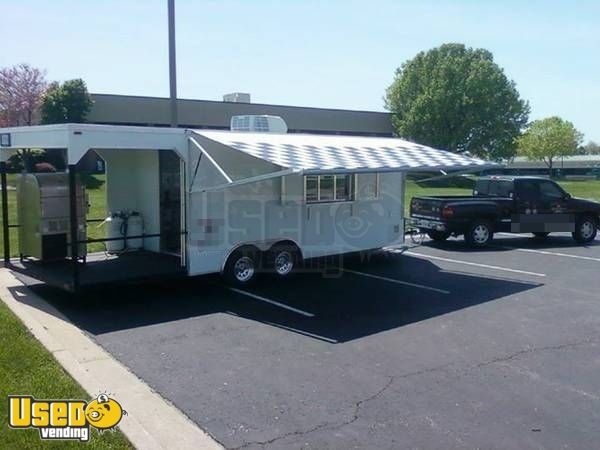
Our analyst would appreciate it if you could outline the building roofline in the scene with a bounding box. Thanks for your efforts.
[90,92,392,116]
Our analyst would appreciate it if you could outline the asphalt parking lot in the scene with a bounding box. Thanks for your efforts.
[21,233,600,449]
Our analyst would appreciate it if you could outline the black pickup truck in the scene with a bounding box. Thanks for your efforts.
[410,176,600,247]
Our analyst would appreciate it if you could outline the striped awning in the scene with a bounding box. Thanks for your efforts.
[195,130,494,174]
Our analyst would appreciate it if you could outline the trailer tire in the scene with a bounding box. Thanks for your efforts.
[465,220,493,248]
[427,230,451,242]
[267,243,300,278]
[572,215,598,244]
[223,247,259,286]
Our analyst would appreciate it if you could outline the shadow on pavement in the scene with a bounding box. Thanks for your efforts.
[10,253,543,344]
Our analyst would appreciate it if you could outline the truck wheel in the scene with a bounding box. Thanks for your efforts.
[465,220,493,248]
[224,247,259,286]
[267,243,300,277]
[427,230,451,242]
[532,232,550,239]
[572,215,598,244]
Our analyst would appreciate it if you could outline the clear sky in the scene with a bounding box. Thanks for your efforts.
[2,0,598,142]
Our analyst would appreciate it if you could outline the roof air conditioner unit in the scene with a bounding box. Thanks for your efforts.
[223,92,251,103]
[230,115,288,133]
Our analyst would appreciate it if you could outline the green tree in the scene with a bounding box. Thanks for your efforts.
[40,79,93,124]
[385,43,529,160]
[517,117,583,175]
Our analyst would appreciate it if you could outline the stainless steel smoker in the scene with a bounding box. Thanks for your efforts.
[17,173,87,261]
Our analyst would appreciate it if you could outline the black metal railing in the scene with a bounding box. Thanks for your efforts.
[76,231,186,245]
[0,163,188,291]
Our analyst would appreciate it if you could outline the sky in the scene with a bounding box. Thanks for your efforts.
[2,0,599,142]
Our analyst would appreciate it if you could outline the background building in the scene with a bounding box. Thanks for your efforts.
[498,155,600,179]
[87,93,395,137]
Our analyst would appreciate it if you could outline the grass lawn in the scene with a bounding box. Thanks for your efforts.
[555,180,600,200]
[0,301,131,448]
[84,174,108,253]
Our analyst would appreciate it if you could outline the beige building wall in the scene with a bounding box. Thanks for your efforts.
[87,94,395,137]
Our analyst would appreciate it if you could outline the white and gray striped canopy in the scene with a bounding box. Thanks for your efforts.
[195,130,492,174]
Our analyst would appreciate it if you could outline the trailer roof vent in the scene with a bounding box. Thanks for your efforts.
[230,115,288,134]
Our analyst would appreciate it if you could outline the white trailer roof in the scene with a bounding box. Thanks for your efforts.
[0,124,187,164]
[194,130,494,174]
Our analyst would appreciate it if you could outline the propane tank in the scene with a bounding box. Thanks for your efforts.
[105,212,125,253]
[126,211,144,250]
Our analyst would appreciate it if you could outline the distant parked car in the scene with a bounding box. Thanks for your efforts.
[410,176,600,247]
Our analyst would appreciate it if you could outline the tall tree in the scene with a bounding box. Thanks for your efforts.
[385,43,530,160]
[0,63,48,126]
[517,117,583,175]
[41,79,93,124]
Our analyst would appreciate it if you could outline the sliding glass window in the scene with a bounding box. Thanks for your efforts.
[305,174,354,203]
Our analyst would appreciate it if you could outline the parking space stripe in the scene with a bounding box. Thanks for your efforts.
[404,251,547,277]
[342,268,450,294]
[504,247,600,262]
[227,287,315,317]
[261,321,338,343]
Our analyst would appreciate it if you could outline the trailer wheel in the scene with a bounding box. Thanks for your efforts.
[427,230,451,242]
[465,220,493,248]
[224,247,259,286]
[572,215,598,244]
[267,243,300,277]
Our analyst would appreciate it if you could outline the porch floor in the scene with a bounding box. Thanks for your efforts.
[8,251,186,291]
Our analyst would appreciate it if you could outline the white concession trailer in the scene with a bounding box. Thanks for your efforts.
[0,123,491,291]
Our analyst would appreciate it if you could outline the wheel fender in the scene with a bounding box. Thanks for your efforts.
[268,240,303,260]
[221,244,261,274]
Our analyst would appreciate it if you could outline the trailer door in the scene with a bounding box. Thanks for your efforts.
[159,151,181,254]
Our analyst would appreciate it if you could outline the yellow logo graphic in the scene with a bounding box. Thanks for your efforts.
[8,393,126,442]
[84,394,124,430]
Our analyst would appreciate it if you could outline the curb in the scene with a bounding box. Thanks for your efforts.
[0,269,222,450]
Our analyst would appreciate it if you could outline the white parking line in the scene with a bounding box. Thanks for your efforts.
[404,251,547,277]
[342,268,450,294]
[497,232,532,237]
[227,287,315,317]
[505,247,600,262]
[495,233,600,261]
[262,321,338,343]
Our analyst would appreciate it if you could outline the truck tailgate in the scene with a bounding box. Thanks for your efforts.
[410,197,444,219]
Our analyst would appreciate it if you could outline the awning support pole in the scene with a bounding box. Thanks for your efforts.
[1,162,10,266]
[68,164,80,290]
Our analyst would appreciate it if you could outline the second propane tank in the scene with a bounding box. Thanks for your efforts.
[105,213,125,253]
[104,211,144,253]
[125,211,144,250]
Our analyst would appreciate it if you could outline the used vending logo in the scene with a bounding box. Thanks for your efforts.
[8,393,126,442]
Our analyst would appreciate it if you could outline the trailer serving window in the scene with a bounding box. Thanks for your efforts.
[305,174,354,203]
